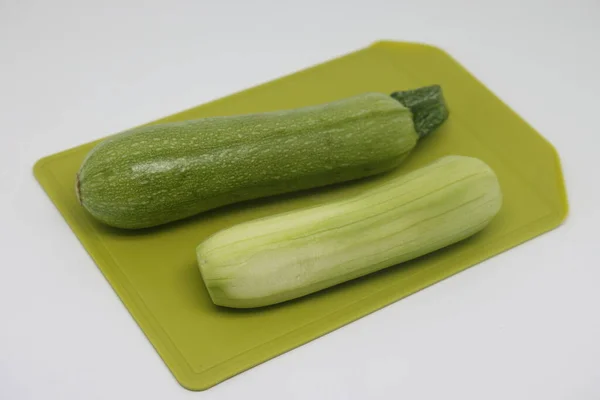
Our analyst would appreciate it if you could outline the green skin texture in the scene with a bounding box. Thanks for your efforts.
[78,93,421,229]
[197,156,503,308]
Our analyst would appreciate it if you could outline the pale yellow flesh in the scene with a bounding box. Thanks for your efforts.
[197,155,502,308]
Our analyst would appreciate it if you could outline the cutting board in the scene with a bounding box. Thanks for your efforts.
[33,41,568,390]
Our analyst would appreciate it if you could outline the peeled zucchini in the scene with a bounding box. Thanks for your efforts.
[76,86,448,229]
[197,155,502,308]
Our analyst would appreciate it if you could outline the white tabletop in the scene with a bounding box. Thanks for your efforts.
[2,0,599,399]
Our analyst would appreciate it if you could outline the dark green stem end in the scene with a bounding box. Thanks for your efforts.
[390,85,449,139]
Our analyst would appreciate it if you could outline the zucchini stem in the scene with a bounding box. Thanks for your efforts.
[391,85,449,138]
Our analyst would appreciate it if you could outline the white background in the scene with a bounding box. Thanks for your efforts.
[1,0,599,399]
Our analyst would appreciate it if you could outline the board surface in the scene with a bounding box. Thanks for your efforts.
[33,41,568,390]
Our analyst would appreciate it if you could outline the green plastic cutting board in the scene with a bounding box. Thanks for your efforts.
[33,41,568,390]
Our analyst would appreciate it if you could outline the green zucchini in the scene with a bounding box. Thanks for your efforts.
[77,85,448,229]
[197,155,502,308]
